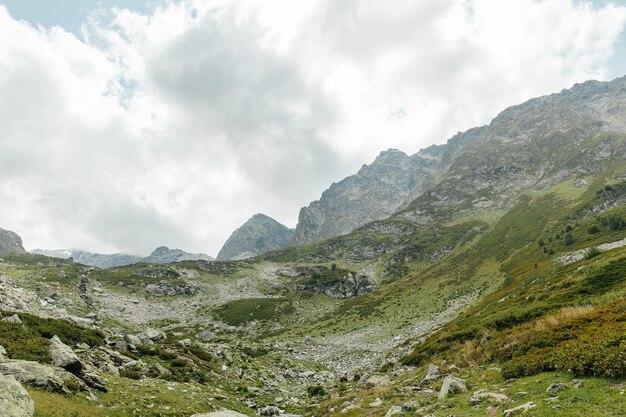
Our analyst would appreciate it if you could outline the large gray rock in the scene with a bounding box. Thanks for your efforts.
[49,335,83,373]
[0,360,85,394]
[0,374,34,417]
[438,375,467,399]
[0,346,8,362]
[2,314,22,324]
[420,364,441,386]
[217,213,294,260]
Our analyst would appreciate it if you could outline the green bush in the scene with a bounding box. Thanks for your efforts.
[307,385,326,397]
[587,225,600,234]
[584,246,601,259]
[608,214,625,231]
[564,232,574,245]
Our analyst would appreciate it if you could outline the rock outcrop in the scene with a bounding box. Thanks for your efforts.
[0,374,34,417]
[217,213,294,260]
[0,228,26,255]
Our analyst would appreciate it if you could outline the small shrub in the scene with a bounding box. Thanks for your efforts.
[564,232,574,245]
[608,214,625,231]
[538,238,545,247]
[306,385,326,397]
[584,246,601,259]
[120,369,143,380]
[587,225,599,234]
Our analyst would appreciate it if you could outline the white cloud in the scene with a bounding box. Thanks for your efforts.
[0,0,625,255]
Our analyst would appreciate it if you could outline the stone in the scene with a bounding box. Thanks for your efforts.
[124,334,141,346]
[420,364,441,386]
[258,405,281,416]
[468,392,509,405]
[0,345,8,362]
[369,398,383,407]
[384,405,404,417]
[547,383,567,395]
[438,376,467,399]
[196,331,215,341]
[364,375,390,388]
[143,328,166,341]
[0,374,34,417]
[79,369,107,392]
[570,379,583,388]
[0,360,86,394]
[340,404,360,414]
[148,363,171,376]
[503,402,536,417]
[179,338,192,347]
[401,401,418,412]
[2,314,21,324]
[49,335,83,373]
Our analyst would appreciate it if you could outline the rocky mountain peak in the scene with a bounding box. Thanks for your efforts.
[217,214,294,260]
[0,228,26,255]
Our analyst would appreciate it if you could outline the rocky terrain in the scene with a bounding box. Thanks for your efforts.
[1,76,626,416]
[217,214,294,260]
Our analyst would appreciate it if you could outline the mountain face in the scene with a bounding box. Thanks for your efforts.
[144,246,213,263]
[217,213,294,260]
[292,77,626,245]
[31,247,213,268]
[0,228,26,255]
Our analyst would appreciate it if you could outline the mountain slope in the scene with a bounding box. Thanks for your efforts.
[217,213,294,260]
[292,77,626,246]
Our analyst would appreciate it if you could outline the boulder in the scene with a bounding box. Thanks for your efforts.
[0,374,34,417]
[258,406,281,416]
[504,402,537,416]
[364,375,390,388]
[2,314,21,324]
[142,328,166,341]
[179,338,192,347]
[369,398,383,407]
[438,375,467,399]
[49,335,83,373]
[124,334,141,346]
[196,331,215,341]
[420,364,441,386]
[0,345,8,362]
[0,360,86,394]
[384,405,404,417]
[547,383,567,395]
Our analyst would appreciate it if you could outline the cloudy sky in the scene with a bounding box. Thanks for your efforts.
[1,0,626,256]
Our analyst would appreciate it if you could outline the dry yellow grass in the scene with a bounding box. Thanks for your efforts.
[534,305,595,331]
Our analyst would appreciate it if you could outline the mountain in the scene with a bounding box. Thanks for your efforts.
[143,246,213,263]
[217,213,295,260]
[291,149,437,245]
[292,77,626,245]
[31,247,213,268]
[0,227,26,255]
[31,249,143,269]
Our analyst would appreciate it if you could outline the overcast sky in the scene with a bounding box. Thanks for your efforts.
[1,0,626,256]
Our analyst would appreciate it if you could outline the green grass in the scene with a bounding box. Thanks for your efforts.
[0,311,104,363]
[215,298,295,326]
